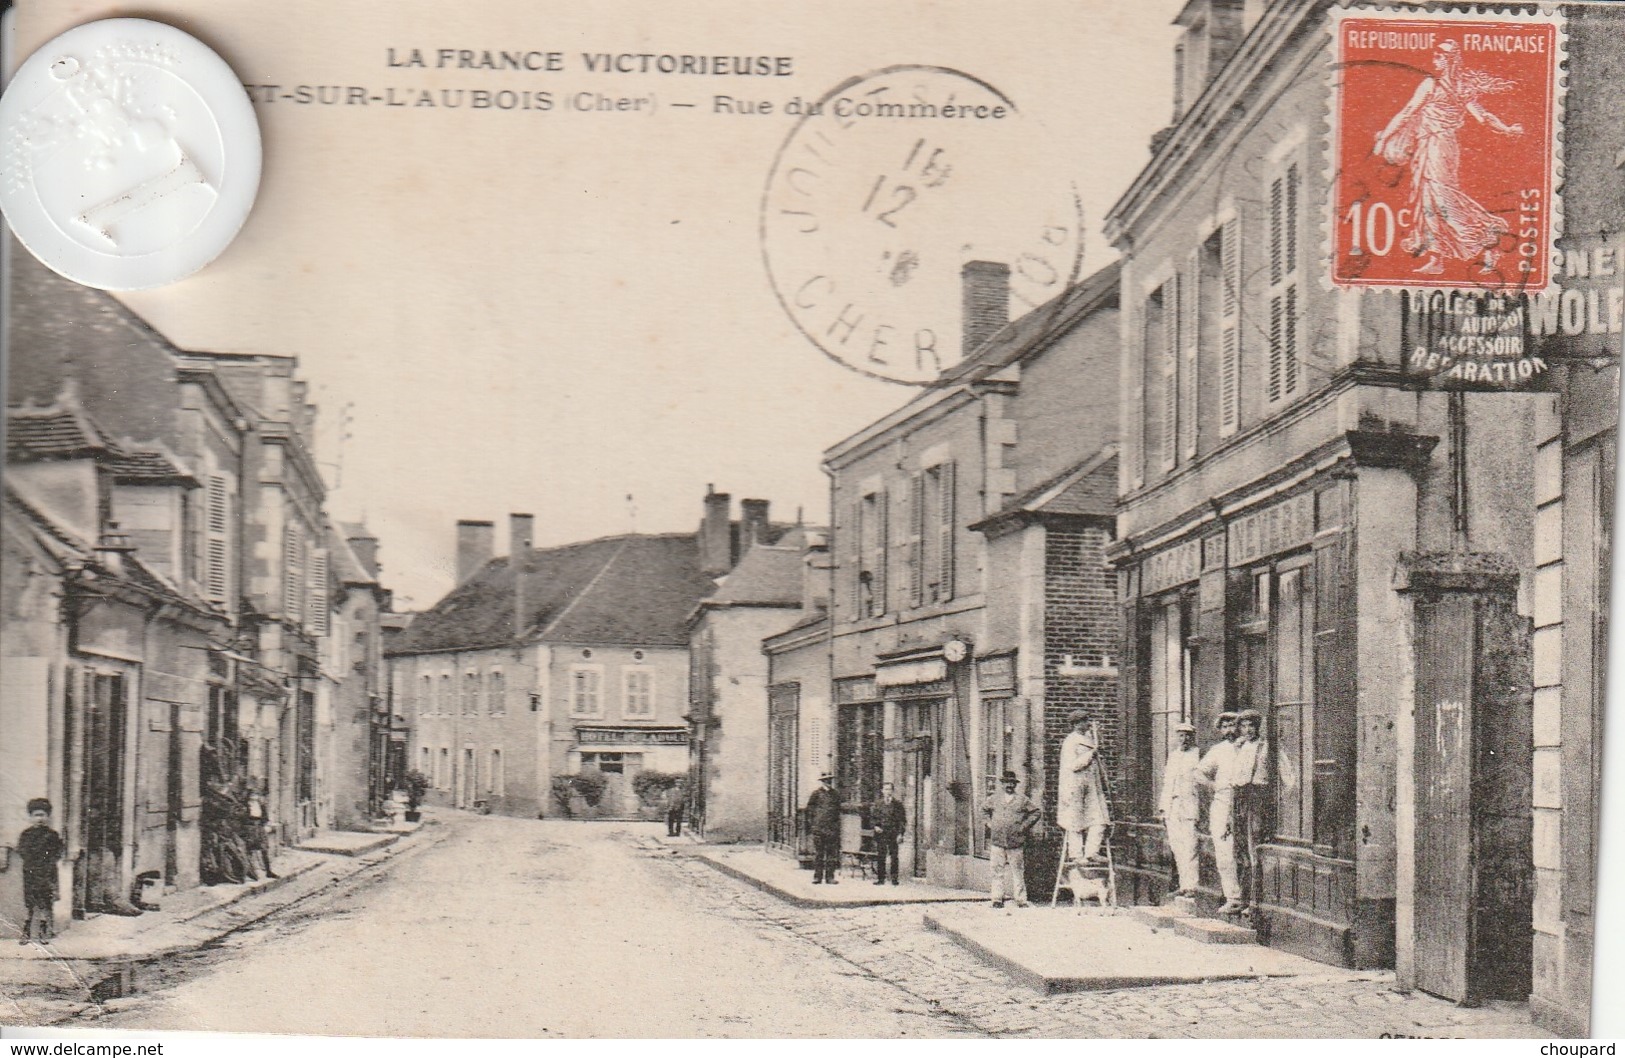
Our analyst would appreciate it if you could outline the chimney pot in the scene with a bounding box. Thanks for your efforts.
[961,260,1010,359]
[455,520,494,584]
[741,498,771,549]
[701,491,732,576]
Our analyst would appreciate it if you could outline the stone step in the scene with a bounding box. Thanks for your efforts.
[1172,915,1258,945]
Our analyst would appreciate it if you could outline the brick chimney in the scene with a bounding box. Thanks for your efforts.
[961,260,1010,358]
[455,520,494,584]
[510,513,534,640]
[741,499,771,550]
[700,487,732,576]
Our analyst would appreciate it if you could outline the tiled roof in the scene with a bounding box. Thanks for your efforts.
[941,259,1122,384]
[387,532,716,654]
[979,448,1119,526]
[105,447,192,483]
[3,486,197,603]
[327,526,377,587]
[702,545,804,608]
[5,403,113,460]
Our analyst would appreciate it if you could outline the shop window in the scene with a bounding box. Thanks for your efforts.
[976,697,1014,857]
[1145,596,1194,811]
[836,703,884,807]
[584,751,625,774]
[1271,561,1315,842]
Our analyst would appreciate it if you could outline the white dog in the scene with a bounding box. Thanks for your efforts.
[1064,869,1113,908]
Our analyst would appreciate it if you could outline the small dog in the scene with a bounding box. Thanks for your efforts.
[1065,870,1113,908]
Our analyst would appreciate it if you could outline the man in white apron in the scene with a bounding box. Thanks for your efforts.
[1198,712,1243,914]
[1159,722,1201,897]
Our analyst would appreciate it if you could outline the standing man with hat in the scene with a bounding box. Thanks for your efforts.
[1158,722,1202,897]
[1198,712,1245,913]
[1057,710,1110,868]
[983,770,1042,908]
[806,772,843,885]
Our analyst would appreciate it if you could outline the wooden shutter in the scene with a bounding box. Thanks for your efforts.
[870,490,889,615]
[306,547,330,636]
[282,523,304,621]
[846,498,863,620]
[937,461,956,601]
[1161,278,1179,473]
[1182,251,1200,461]
[909,472,926,607]
[1129,306,1146,489]
[1219,219,1241,436]
[1268,174,1286,404]
[204,474,230,603]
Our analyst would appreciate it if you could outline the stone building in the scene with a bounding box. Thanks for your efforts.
[388,515,714,820]
[822,260,1121,891]
[684,493,816,842]
[1104,0,1619,1029]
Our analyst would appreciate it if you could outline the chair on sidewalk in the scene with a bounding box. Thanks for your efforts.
[1051,824,1116,910]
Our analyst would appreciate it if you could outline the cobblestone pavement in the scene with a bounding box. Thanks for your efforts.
[645,842,1541,1039]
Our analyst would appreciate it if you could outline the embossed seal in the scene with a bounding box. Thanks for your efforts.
[0,18,262,290]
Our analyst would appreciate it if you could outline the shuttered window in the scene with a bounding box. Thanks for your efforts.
[934,461,956,602]
[1128,302,1147,490]
[1181,250,1200,462]
[1219,218,1242,436]
[908,473,926,607]
[845,498,864,621]
[282,523,305,622]
[1160,277,1179,473]
[204,474,231,603]
[861,489,888,617]
[1267,162,1302,405]
[306,548,330,635]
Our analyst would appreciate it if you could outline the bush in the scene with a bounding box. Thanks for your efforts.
[572,771,608,807]
[549,775,577,817]
[402,769,431,811]
[633,770,685,807]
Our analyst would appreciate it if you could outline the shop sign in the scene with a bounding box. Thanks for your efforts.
[834,675,878,704]
[975,654,1016,692]
[876,657,948,688]
[1403,291,1547,390]
[1528,235,1625,364]
[1228,492,1315,567]
[577,727,688,746]
[1142,539,1201,596]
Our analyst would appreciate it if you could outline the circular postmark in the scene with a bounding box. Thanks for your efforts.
[0,18,262,291]
[761,65,1084,386]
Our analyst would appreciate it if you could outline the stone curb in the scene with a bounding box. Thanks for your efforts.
[688,848,986,909]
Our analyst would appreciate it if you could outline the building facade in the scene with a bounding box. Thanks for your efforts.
[1105,1,1619,1029]
[388,515,713,821]
[823,261,1121,891]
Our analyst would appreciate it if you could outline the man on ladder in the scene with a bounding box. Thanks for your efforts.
[1056,710,1111,903]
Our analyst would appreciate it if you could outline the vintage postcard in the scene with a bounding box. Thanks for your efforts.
[0,0,1618,1041]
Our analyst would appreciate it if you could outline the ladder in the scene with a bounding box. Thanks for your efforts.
[1051,824,1116,909]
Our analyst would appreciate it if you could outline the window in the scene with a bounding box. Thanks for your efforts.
[570,666,603,717]
[836,702,884,807]
[1267,160,1302,405]
[977,697,1015,858]
[623,667,655,718]
[282,523,305,621]
[858,489,889,617]
[305,548,330,636]
[420,745,430,776]
[1155,279,1179,473]
[1272,563,1315,841]
[1145,598,1194,812]
[439,673,452,714]
[418,674,431,716]
[489,749,504,796]
[463,671,479,715]
[488,670,506,714]
[584,751,625,774]
[437,747,449,789]
[908,461,957,606]
[203,474,231,603]
[1216,219,1242,436]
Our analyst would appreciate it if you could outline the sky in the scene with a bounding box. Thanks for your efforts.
[17,0,1185,609]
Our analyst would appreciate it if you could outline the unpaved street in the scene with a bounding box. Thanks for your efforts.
[92,815,971,1038]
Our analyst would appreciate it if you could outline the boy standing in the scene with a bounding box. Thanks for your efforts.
[17,798,64,944]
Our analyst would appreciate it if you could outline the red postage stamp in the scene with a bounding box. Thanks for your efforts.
[1330,10,1562,292]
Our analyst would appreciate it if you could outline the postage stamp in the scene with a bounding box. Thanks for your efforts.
[1329,8,1563,293]
[760,65,1083,386]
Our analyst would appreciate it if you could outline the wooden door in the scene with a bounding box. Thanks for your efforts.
[1413,593,1476,1002]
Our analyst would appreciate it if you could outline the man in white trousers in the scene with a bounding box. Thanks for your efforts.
[1198,711,1245,914]
[1159,721,1202,897]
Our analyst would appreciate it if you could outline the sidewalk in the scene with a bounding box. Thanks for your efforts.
[1,818,437,968]
[923,903,1331,994]
[685,844,987,907]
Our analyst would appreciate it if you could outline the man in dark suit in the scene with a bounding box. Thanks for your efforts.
[869,782,906,885]
[806,772,842,884]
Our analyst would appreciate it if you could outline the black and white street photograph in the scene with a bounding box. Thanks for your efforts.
[0,0,1620,1042]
